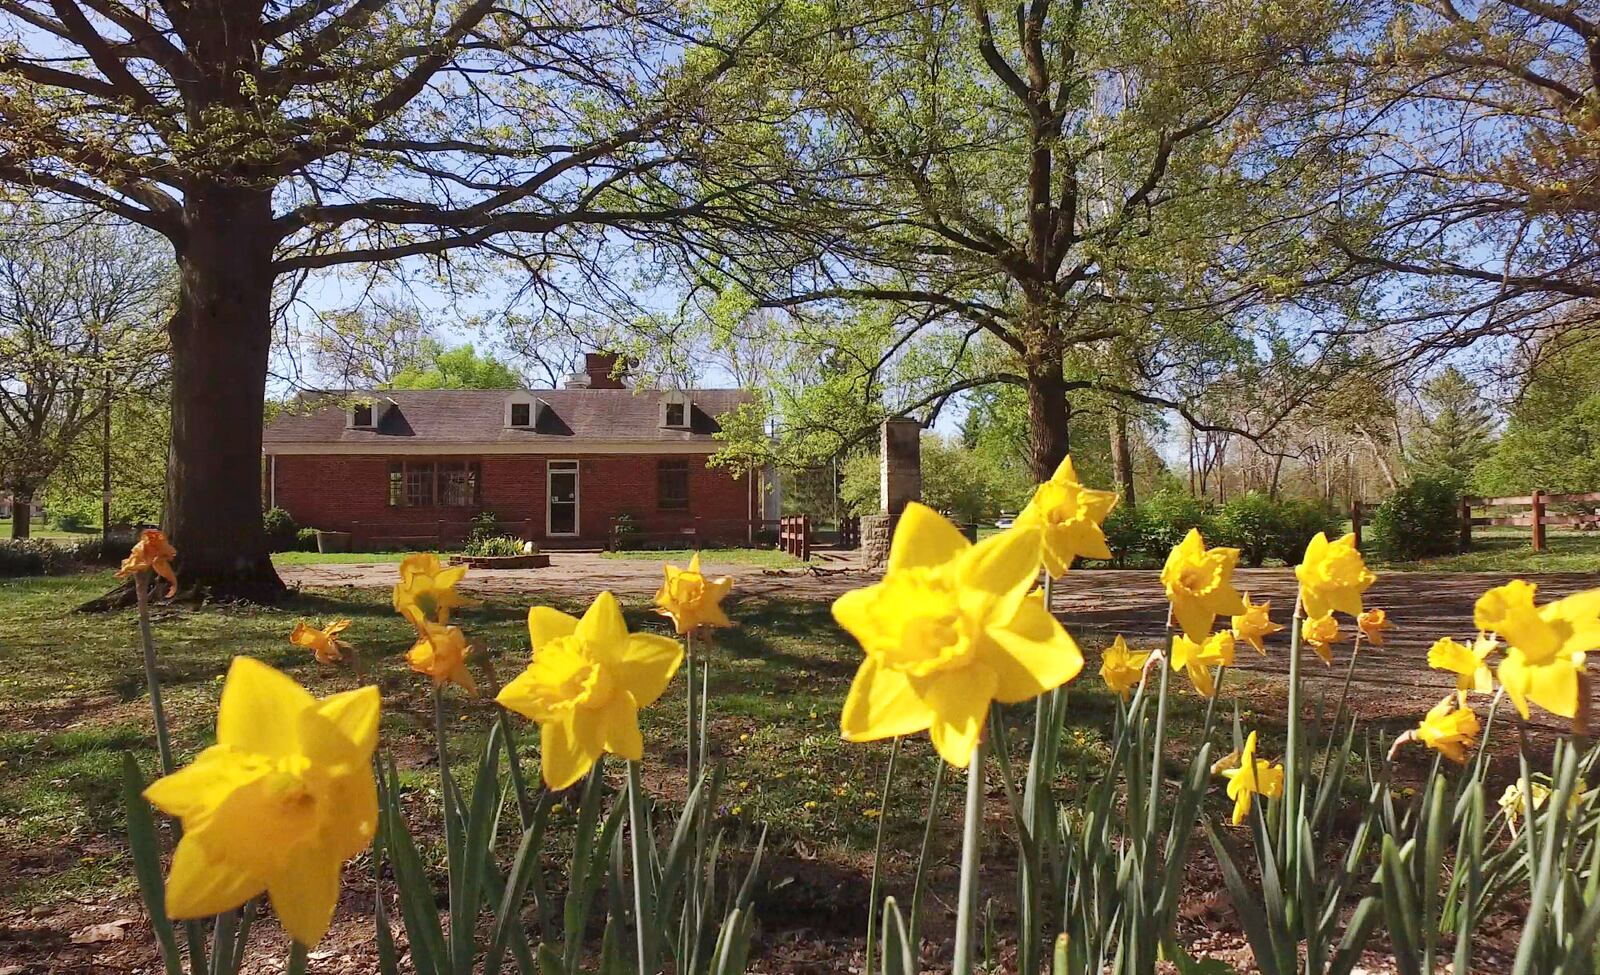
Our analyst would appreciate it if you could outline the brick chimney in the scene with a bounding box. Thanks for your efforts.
[583,352,626,389]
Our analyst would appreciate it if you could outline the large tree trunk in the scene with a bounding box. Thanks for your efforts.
[9,488,32,538]
[1024,357,1071,481]
[162,185,285,602]
[1109,411,1135,508]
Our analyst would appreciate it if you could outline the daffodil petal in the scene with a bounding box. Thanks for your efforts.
[596,692,644,762]
[613,634,684,708]
[266,850,342,947]
[577,591,630,647]
[528,607,580,650]
[840,657,935,742]
[921,666,997,767]
[313,686,381,756]
[831,584,885,645]
[959,524,1044,618]
[1497,654,1534,720]
[163,835,262,920]
[1526,658,1580,719]
[143,747,263,820]
[216,657,315,757]
[1173,601,1216,645]
[540,717,594,791]
[887,502,970,572]
[984,595,1084,704]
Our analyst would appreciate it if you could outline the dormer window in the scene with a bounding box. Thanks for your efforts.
[505,392,541,429]
[349,402,376,428]
[661,391,691,429]
[511,402,531,427]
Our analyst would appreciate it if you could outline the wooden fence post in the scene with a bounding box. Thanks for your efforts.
[1460,497,1473,550]
[1531,489,1546,553]
[1351,500,1363,551]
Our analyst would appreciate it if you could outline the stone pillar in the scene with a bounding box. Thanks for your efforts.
[863,418,922,568]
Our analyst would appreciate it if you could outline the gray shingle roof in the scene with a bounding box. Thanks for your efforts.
[264,388,751,445]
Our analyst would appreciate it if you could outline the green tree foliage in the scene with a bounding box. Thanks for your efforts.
[1475,334,1600,495]
[1372,475,1462,560]
[388,343,522,390]
[840,434,1030,525]
[1408,367,1496,487]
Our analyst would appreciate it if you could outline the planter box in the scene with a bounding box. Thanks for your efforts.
[315,530,352,554]
[449,553,550,569]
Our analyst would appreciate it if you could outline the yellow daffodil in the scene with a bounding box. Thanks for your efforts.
[1427,637,1493,694]
[1475,581,1600,720]
[1220,731,1284,825]
[405,621,477,694]
[1295,532,1375,620]
[1357,608,1393,647]
[1499,778,1586,834]
[291,619,352,665]
[1100,635,1151,700]
[392,553,478,626]
[498,591,683,789]
[831,503,1083,768]
[1170,631,1236,698]
[1160,529,1246,643]
[1300,613,1342,665]
[654,553,733,635]
[1231,593,1283,655]
[1415,695,1480,764]
[117,528,178,596]
[1015,455,1118,577]
[142,657,379,947]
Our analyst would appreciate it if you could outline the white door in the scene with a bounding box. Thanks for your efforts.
[547,460,579,536]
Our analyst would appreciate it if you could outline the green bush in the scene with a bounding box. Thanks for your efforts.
[1371,475,1462,560]
[67,532,140,566]
[1271,498,1341,563]
[48,496,98,533]
[1137,488,1214,556]
[1211,493,1342,566]
[1100,504,1144,566]
[467,510,501,544]
[609,513,642,551]
[0,539,74,576]
[463,534,527,557]
[294,527,319,551]
[262,507,299,553]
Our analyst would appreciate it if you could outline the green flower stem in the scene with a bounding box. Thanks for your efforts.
[1147,625,1174,836]
[685,630,699,789]
[285,940,307,975]
[626,760,657,975]
[1283,595,1304,882]
[864,736,902,975]
[953,739,986,975]
[134,572,176,777]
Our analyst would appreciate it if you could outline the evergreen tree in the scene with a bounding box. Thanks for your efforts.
[1408,367,1496,485]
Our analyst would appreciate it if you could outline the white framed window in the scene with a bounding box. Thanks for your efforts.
[505,393,541,428]
[547,459,580,536]
[660,391,691,429]
[348,400,382,429]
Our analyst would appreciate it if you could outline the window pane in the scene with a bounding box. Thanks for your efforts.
[658,459,689,510]
[440,462,479,506]
[511,402,530,426]
[353,404,374,426]
[389,463,404,506]
[405,463,435,507]
[665,402,685,427]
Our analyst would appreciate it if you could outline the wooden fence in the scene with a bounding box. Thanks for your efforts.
[1459,492,1600,552]
[779,514,811,561]
[837,515,860,549]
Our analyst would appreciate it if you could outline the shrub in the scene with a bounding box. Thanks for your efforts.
[1211,492,1282,567]
[262,507,299,553]
[609,512,641,551]
[1371,475,1462,560]
[1271,498,1341,563]
[67,532,140,566]
[467,510,501,544]
[0,539,74,576]
[1136,488,1214,556]
[1100,504,1144,566]
[464,534,526,557]
[50,500,97,533]
[295,527,319,551]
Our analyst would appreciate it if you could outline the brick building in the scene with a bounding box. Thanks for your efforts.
[263,355,766,549]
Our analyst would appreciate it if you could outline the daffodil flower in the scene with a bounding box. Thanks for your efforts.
[1475,580,1600,720]
[1231,593,1283,655]
[1221,731,1283,825]
[142,657,380,947]
[1300,613,1342,665]
[1499,777,1586,834]
[1295,532,1375,620]
[405,620,477,694]
[291,619,352,665]
[1415,694,1480,764]
[117,528,178,597]
[831,503,1083,768]
[1357,608,1393,647]
[1160,529,1247,643]
[498,591,684,789]
[1015,455,1118,577]
[1427,636,1494,694]
[392,553,478,626]
[1170,631,1235,698]
[654,553,734,635]
[1099,635,1151,700]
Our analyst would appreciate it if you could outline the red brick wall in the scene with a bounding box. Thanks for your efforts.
[267,452,758,547]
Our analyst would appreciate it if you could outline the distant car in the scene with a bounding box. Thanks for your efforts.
[993,517,1015,529]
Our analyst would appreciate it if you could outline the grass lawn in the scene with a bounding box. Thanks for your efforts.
[0,518,98,542]
[271,549,413,566]
[600,546,804,568]
[1372,528,1600,573]
[0,571,1227,915]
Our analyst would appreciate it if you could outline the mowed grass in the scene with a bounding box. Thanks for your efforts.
[0,518,99,542]
[0,572,1221,913]
[1373,528,1600,574]
[599,547,804,568]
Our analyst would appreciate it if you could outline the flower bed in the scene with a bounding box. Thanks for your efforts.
[448,552,550,569]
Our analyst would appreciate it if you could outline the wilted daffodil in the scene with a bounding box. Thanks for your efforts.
[393,553,478,626]
[1170,631,1236,698]
[1415,694,1481,764]
[118,528,178,597]
[1161,529,1246,643]
[142,657,379,947]
[654,553,733,635]
[1300,613,1342,665]
[1100,635,1151,700]
[406,620,477,694]
[1475,581,1600,720]
[1295,533,1375,620]
[291,619,352,665]
[1428,636,1494,694]
[1357,608,1394,647]
[498,591,683,790]
[1231,593,1284,655]
[1221,731,1284,825]
[1015,455,1118,577]
[1499,777,1586,834]
[831,503,1083,768]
